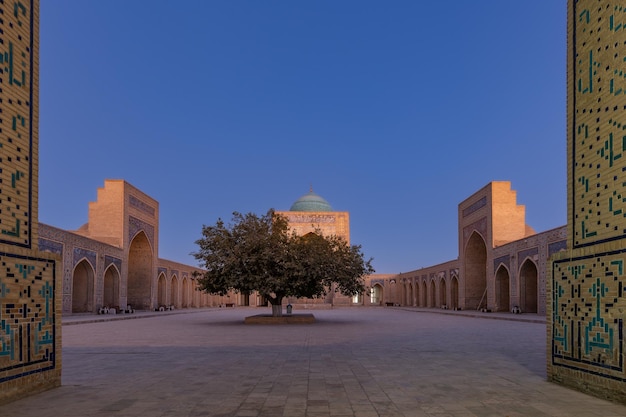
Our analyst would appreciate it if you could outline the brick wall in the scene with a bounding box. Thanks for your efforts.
[547,0,626,402]
[0,0,62,404]
[363,183,566,316]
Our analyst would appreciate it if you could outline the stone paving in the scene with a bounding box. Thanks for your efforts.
[1,307,626,417]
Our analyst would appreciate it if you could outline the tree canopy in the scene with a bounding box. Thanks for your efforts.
[193,209,374,316]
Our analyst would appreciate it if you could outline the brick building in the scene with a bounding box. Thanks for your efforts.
[35,179,568,316]
[275,188,357,308]
[363,181,567,316]
[5,0,623,406]
[38,180,217,315]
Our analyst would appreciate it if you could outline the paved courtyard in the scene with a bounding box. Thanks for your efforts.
[1,307,626,417]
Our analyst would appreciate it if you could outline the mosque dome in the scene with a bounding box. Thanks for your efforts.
[290,189,333,212]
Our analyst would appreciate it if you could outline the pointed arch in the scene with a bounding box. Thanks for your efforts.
[371,283,383,306]
[103,264,120,308]
[495,264,510,312]
[440,278,447,308]
[182,277,190,308]
[464,232,487,309]
[415,282,420,307]
[72,259,95,313]
[157,272,167,307]
[404,282,409,306]
[429,280,436,307]
[450,276,459,310]
[128,231,154,310]
[193,284,201,307]
[520,259,538,313]
[170,275,179,308]
[240,291,250,306]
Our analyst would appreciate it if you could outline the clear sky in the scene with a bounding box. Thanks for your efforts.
[39,1,567,274]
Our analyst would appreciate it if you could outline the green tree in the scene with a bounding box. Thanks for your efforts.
[193,209,374,316]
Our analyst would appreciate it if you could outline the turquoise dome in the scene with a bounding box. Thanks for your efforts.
[290,190,333,212]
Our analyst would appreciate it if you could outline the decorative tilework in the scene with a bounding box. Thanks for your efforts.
[128,216,154,248]
[550,1,626,396]
[73,247,96,269]
[287,214,336,223]
[548,240,567,257]
[552,249,626,380]
[462,197,487,218]
[129,195,155,217]
[494,255,510,271]
[518,247,539,263]
[104,255,122,272]
[462,217,487,245]
[0,0,34,248]
[0,252,56,382]
[38,238,63,255]
[572,1,626,248]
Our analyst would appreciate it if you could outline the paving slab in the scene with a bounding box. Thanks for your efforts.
[0,307,624,416]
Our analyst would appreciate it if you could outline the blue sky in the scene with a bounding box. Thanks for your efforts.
[39,1,567,274]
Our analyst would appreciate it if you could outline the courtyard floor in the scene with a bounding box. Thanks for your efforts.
[1,307,625,417]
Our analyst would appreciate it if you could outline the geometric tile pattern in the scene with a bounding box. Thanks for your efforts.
[0,0,58,401]
[572,1,626,248]
[0,252,56,383]
[493,255,510,272]
[548,240,567,257]
[128,215,155,248]
[462,196,487,218]
[552,0,626,393]
[72,247,97,269]
[0,0,35,248]
[104,255,122,272]
[129,195,155,217]
[38,238,63,256]
[518,247,539,263]
[552,250,626,380]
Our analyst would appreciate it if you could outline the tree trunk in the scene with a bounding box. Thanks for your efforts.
[266,294,284,317]
[271,303,282,317]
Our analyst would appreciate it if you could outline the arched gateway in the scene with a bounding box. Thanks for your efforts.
[128,232,154,310]
[464,232,487,310]
[103,265,120,308]
[495,265,510,312]
[520,259,538,313]
[72,259,94,313]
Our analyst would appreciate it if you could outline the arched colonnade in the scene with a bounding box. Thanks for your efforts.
[397,272,460,309]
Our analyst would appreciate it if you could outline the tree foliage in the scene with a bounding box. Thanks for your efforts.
[193,209,374,315]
